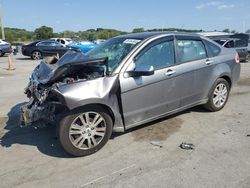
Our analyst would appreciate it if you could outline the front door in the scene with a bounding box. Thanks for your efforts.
[119,38,182,128]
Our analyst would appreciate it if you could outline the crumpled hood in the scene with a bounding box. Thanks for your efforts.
[33,51,108,85]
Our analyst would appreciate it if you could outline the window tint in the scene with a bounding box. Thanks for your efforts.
[203,40,221,57]
[135,40,174,69]
[176,40,206,63]
[37,42,47,46]
[37,41,56,46]
[60,40,66,44]
[224,40,234,48]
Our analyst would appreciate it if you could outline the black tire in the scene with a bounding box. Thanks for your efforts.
[31,50,42,60]
[58,106,113,157]
[0,50,3,57]
[203,78,230,112]
[246,52,250,63]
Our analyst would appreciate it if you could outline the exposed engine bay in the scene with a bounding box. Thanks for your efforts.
[21,51,110,127]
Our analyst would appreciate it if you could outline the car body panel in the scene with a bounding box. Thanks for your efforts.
[21,32,241,133]
[54,75,125,132]
[69,41,97,53]
[0,43,13,55]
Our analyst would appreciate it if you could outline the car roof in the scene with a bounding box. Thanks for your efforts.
[214,38,240,41]
[117,32,201,40]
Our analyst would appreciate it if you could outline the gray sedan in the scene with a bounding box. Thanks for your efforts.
[21,32,241,156]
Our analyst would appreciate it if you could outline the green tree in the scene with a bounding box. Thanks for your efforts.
[34,26,54,40]
[5,32,15,42]
[132,28,145,33]
[222,29,230,33]
[88,33,97,41]
[246,29,250,33]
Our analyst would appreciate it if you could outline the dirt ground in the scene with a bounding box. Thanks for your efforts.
[0,54,250,188]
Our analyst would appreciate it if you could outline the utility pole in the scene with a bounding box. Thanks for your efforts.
[0,0,5,40]
[243,21,246,33]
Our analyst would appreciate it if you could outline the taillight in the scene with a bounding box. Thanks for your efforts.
[235,53,240,63]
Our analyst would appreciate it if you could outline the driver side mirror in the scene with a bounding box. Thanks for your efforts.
[127,64,154,77]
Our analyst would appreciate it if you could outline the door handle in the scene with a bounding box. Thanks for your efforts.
[205,59,214,65]
[165,69,176,76]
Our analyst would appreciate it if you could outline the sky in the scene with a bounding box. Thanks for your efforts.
[3,0,250,32]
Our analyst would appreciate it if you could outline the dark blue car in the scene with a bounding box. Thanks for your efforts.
[0,43,13,57]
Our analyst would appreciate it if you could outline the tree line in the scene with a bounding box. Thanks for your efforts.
[2,25,249,43]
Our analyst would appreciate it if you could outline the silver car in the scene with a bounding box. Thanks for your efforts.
[21,32,241,156]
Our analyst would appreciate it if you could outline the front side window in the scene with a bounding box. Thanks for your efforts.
[37,41,57,46]
[37,42,47,46]
[176,40,206,63]
[135,40,174,70]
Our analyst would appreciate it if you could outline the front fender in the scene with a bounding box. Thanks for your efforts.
[56,75,124,132]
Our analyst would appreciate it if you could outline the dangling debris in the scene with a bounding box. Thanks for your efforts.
[150,141,163,148]
[179,142,195,150]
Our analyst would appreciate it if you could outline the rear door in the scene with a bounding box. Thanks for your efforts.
[174,36,211,106]
[36,41,56,56]
[53,42,69,57]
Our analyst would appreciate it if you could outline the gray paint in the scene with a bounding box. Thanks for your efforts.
[21,32,241,133]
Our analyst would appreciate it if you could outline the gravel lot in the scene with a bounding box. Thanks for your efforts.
[0,53,250,188]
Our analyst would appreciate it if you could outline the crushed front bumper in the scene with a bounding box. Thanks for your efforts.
[20,98,56,127]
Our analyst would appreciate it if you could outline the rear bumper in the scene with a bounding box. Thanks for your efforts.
[232,63,241,85]
[22,49,31,56]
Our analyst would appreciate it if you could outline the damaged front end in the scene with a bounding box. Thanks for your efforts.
[20,51,122,128]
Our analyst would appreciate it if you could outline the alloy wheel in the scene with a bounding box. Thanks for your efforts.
[69,112,106,150]
[32,51,41,60]
[212,83,228,108]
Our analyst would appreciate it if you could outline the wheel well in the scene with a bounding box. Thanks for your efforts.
[220,76,232,89]
[72,104,115,125]
[31,50,42,55]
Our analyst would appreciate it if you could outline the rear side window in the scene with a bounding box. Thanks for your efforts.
[176,40,206,63]
[203,40,221,57]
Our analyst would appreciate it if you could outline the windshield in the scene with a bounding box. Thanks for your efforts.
[87,37,141,72]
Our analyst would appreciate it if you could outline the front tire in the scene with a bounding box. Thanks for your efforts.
[31,50,42,60]
[58,106,113,157]
[204,78,230,112]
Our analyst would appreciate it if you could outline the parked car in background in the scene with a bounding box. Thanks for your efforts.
[247,34,250,55]
[206,33,249,62]
[0,40,12,57]
[69,40,96,53]
[22,40,78,60]
[213,38,249,62]
[21,32,240,157]
[50,38,73,45]
[94,39,106,44]
[0,39,9,45]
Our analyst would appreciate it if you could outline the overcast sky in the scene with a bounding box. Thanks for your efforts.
[3,0,250,32]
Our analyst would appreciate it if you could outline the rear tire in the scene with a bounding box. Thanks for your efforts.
[58,106,113,157]
[0,50,3,57]
[203,78,230,112]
